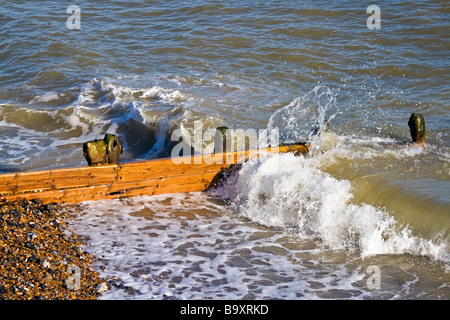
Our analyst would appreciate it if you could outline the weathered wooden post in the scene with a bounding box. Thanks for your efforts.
[408,113,426,144]
[104,133,123,164]
[83,139,107,166]
[83,133,123,166]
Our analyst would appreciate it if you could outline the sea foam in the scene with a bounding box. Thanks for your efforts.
[214,152,449,264]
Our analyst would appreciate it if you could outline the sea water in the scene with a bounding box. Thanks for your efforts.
[0,0,449,299]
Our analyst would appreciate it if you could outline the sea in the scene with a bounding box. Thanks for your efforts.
[0,1,449,300]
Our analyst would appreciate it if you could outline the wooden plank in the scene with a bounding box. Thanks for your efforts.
[108,171,219,198]
[118,159,227,183]
[0,165,118,195]
[116,145,308,183]
[0,143,309,203]
[17,166,117,194]
[0,172,219,204]
[0,172,17,195]
[0,185,111,203]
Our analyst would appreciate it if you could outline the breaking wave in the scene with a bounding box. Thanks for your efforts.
[211,152,449,264]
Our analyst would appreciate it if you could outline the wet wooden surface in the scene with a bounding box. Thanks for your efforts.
[0,144,309,204]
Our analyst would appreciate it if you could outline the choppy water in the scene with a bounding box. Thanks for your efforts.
[1,1,449,299]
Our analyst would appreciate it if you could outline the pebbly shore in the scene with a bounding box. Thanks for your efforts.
[0,198,105,300]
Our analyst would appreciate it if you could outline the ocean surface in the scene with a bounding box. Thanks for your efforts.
[1,1,449,299]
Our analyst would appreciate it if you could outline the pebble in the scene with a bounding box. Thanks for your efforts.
[0,198,104,300]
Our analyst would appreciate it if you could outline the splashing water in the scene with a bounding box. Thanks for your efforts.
[266,86,339,144]
[211,89,449,265]
[213,152,449,264]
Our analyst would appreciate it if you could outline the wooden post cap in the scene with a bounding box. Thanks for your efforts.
[83,133,123,166]
[83,140,107,166]
[104,133,123,165]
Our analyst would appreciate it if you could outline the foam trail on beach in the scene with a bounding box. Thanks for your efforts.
[72,193,373,300]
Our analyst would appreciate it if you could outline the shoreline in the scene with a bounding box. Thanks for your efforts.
[0,198,105,300]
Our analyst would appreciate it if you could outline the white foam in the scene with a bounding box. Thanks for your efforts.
[140,86,185,101]
[0,77,213,171]
[0,119,52,166]
[59,107,92,133]
[76,78,190,106]
[318,134,425,162]
[69,156,449,300]
[71,193,378,300]
[31,91,60,103]
[216,153,449,264]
